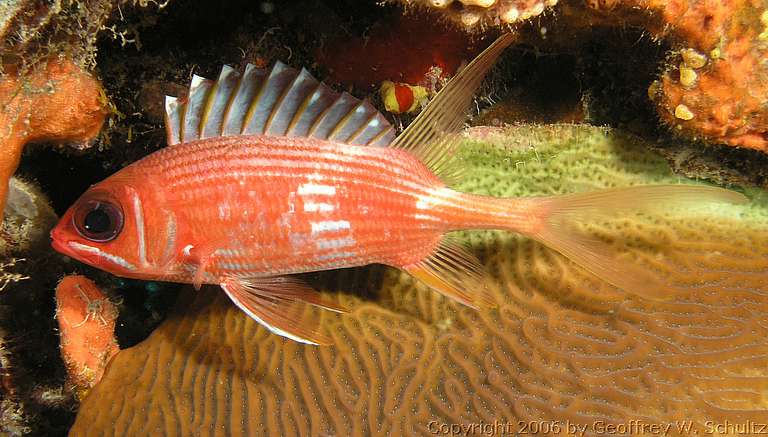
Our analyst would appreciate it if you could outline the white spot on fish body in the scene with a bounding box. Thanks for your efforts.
[218,203,231,220]
[216,248,243,257]
[297,183,336,196]
[287,192,296,213]
[290,232,308,249]
[316,251,357,262]
[413,213,440,221]
[415,188,455,210]
[316,237,355,250]
[219,261,259,271]
[311,220,351,235]
[304,202,334,212]
[183,244,194,257]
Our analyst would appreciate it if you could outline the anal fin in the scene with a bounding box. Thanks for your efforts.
[220,276,347,345]
[402,237,495,309]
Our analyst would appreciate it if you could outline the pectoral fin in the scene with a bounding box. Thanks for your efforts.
[181,244,217,290]
[220,276,346,346]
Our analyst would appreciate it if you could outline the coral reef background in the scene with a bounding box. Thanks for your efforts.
[72,125,768,436]
[394,0,768,153]
[0,0,767,435]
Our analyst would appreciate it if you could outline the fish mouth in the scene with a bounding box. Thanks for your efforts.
[50,233,77,259]
[50,235,101,268]
[50,228,68,254]
[50,228,83,261]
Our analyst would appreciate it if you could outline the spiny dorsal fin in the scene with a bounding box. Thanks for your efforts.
[164,61,395,146]
[391,33,516,184]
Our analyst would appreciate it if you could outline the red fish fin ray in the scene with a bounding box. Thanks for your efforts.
[220,276,344,345]
[529,185,748,299]
[236,276,347,313]
[403,237,495,309]
[164,62,394,146]
[390,33,515,185]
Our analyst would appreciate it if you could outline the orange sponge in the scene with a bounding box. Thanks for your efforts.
[55,275,119,400]
[0,58,107,217]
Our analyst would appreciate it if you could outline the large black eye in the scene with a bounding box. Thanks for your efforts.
[73,200,124,242]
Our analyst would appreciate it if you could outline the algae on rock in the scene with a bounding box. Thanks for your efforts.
[1,177,57,257]
[71,124,768,436]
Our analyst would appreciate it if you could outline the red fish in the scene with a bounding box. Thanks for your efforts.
[50,34,746,345]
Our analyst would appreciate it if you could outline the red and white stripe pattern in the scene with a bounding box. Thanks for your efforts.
[128,134,479,283]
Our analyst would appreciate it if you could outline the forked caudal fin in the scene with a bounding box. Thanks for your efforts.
[528,185,748,299]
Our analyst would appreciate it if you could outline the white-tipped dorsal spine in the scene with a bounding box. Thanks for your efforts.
[181,75,213,143]
[164,96,181,145]
[163,60,395,147]
[200,65,239,139]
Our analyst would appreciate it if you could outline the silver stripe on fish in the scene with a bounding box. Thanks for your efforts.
[69,241,138,271]
[131,191,148,267]
[297,183,336,196]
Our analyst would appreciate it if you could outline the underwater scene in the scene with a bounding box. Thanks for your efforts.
[1,0,768,436]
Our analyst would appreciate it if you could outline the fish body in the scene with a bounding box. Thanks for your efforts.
[53,135,524,282]
[50,34,746,344]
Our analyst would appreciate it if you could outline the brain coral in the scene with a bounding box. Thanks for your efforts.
[71,124,768,436]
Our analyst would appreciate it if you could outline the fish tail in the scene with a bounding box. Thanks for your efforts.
[525,185,747,299]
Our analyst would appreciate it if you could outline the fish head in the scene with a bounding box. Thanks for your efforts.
[51,168,177,279]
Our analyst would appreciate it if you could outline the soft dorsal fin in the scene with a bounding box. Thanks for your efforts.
[164,61,395,146]
[392,33,516,184]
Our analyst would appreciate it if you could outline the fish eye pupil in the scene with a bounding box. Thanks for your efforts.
[73,199,124,242]
[84,208,111,233]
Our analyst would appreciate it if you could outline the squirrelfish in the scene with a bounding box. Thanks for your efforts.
[50,34,746,345]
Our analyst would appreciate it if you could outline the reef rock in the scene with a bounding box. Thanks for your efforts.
[1,177,57,256]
